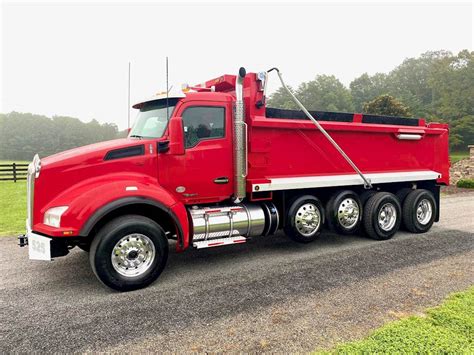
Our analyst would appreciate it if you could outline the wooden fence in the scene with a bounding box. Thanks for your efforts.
[0,163,29,182]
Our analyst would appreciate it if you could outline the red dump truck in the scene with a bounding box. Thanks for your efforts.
[19,67,450,291]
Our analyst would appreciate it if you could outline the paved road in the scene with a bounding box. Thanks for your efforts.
[1,193,473,352]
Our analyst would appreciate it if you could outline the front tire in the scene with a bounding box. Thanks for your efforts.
[284,195,324,243]
[89,215,168,291]
[363,192,401,240]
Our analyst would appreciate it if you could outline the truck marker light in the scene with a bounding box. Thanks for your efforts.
[62,231,73,236]
[125,186,138,191]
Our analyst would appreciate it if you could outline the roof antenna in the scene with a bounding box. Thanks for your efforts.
[127,61,131,129]
[166,56,169,119]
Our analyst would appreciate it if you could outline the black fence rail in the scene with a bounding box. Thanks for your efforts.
[0,163,29,182]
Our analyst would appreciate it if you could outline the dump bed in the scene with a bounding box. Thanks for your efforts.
[246,107,449,192]
[197,72,450,192]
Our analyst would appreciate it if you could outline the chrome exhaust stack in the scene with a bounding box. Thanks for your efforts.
[233,67,247,203]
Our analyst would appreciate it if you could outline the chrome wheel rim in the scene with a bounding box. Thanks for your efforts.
[416,198,433,225]
[378,203,397,231]
[337,198,360,229]
[111,234,156,277]
[295,203,321,237]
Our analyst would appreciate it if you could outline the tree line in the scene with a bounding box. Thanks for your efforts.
[0,112,127,161]
[268,50,473,150]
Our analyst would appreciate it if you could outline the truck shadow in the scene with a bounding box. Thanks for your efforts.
[46,225,473,294]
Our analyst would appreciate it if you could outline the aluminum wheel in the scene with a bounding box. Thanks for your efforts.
[378,203,397,231]
[337,198,360,229]
[111,234,156,277]
[416,198,433,225]
[295,203,321,237]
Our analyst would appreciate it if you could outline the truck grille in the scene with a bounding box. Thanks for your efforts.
[26,163,35,231]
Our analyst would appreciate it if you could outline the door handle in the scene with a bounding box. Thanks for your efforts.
[214,177,229,184]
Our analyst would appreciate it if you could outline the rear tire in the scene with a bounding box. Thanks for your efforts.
[363,192,401,240]
[326,190,362,235]
[396,188,412,206]
[360,190,376,206]
[90,215,168,291]
[402,189,436,233]
[284,195,324,243]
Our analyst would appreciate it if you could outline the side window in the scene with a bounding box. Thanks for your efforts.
[182,106,225,148]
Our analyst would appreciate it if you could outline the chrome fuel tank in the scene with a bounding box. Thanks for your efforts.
[189,203,266,241]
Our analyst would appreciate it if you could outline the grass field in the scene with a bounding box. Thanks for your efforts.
[319,286,474,353]
[0,160,28,236]
[0,181,27,236]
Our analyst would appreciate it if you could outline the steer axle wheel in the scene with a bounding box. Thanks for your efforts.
[363,192,401,240]
[326,190,362,235]
[402,189,436,233]
[284,195,324,243]
[89,215,168,291]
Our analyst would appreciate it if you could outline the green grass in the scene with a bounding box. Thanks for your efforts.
[450,151,469,163]
[319,287,474,354]
[0,181,27,236]
[0,161,29,236]
[457,179,474,189]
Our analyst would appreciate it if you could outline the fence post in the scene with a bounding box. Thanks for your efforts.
[13,163,17,183]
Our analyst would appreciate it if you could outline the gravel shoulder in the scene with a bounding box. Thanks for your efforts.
[0,193,473,352]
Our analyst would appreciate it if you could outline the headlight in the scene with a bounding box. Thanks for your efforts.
[44,206,68,228]
[32,154,41,178]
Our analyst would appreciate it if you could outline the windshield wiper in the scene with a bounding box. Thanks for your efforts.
[129,134,143,139]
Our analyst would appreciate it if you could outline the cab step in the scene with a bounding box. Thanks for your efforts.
[193,236,247,249]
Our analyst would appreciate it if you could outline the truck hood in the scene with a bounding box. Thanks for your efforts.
[33,138,158,226]
[42,138,139,167]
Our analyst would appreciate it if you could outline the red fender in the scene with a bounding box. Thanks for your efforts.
[33,173,190,251]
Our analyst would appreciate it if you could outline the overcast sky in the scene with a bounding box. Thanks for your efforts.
[1,1,472,129]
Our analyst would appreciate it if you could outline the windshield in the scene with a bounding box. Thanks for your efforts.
[129,99,179,138]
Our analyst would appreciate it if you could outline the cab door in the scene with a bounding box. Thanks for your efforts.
[158,101,234,204]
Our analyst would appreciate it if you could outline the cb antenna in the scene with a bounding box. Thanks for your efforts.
[127,61,131,129]
[166,56,169,119]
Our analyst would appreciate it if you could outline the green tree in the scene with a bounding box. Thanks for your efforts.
[386,50,452,117]
[0,112,121,161]
[449,115,474,151]
[350,73,389,111]
[429,50,474,119]
[268,75,354,112]
[363,95,411,117]
[296,75,354,112]
[266,86,298,109]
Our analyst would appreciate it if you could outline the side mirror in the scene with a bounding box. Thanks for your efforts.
[168,116,185,155]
